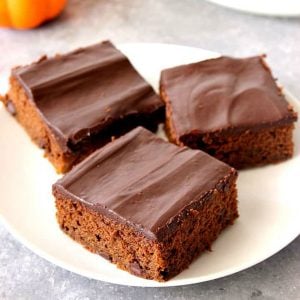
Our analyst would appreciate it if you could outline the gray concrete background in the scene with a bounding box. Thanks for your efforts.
[0,0,299,299]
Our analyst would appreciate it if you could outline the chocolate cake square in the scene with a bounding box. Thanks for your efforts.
[2,41,164,173]
[160,55,297,169]
[53,127,238,281]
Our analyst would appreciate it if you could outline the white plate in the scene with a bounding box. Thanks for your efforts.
[0,43,300,287]
[205,0,300,17]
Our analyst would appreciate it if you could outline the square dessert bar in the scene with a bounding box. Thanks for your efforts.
[160,55,297,169]
[53,127,238,281]
[2,41,164,173]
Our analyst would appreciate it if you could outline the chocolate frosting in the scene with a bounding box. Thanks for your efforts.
[13,41,163,150]
[160,56,297,139]
[53,127,236,241]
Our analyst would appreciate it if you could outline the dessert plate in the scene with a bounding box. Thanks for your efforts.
[0,43,299,287]
[205,0,300,17]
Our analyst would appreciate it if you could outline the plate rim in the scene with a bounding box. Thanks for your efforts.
[205,0,300,17]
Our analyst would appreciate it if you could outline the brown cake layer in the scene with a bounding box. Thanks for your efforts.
[2,41,164,173]
[160,55,297,169]
[53,127,238,281]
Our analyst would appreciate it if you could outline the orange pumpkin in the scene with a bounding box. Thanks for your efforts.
[0,0,67,29]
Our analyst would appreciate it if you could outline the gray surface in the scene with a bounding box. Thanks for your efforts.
[0,0,299,299]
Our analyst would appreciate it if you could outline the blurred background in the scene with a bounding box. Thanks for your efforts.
[0,0,299,299]
[1,0,300,95]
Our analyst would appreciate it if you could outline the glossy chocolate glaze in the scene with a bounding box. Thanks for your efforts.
[53,127,236,241]
[160,56,297,139]
[12,41,164,150]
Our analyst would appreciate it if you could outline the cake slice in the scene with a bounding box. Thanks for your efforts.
[1,41,164,173]
[160,55,297,169]
[52,127,238,281]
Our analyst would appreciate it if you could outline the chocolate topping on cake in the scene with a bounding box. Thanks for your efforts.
[12,41,164,149]
[160,56,297,138]
[53,127,236,241]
